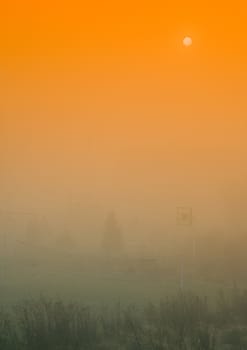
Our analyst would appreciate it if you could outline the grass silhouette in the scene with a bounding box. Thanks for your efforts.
[0,290,247,349]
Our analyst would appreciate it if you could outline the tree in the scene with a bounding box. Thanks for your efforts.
[102,211,124,258]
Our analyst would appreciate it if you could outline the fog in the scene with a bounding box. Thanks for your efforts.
[1,2,247,305]
[1,65,247,305]
[2,68,247,259]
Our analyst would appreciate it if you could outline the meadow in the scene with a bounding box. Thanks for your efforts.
[1,289,247,349]
[0,232,247,349]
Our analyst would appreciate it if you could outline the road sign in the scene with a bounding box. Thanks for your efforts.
[176,207,192,226]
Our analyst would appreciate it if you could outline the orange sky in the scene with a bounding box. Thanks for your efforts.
[1,1,246,60]
[1,1,247,223]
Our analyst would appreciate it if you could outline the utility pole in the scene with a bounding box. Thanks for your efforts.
[176,206,193,290]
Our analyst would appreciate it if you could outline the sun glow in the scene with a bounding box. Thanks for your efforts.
[183,36,192,47]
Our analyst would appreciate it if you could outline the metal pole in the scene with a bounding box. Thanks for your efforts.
[180,260,184,290]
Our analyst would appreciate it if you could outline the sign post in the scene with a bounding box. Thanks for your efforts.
[176,207,193,290]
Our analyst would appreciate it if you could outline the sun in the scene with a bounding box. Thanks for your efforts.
[183,36,192,47]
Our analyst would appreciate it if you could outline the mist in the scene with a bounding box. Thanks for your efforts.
[1,60,247,306]
[1,0,247,310]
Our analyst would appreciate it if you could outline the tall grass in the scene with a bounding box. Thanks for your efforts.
[0,290,247,349]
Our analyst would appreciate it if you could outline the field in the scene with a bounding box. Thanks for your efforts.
[1,238,247,349]
[1,251,246,306]
[1,288,247,349]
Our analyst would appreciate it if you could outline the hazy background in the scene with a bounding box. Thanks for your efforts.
[1,0,247,303]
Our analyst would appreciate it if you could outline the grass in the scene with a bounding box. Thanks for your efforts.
[0,290,247,349]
